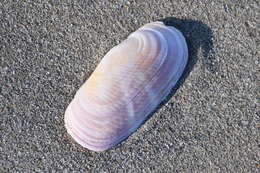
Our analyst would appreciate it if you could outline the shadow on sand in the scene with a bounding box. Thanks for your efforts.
[159,17,216,97]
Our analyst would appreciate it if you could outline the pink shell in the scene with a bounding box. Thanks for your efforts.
[64,21,188,151]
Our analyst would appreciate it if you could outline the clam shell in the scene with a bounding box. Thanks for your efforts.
[64,21,188,151]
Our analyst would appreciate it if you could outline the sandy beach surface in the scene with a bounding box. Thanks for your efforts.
[0,0,259,172]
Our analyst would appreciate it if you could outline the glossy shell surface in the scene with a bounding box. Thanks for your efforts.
[65,21,188,151]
